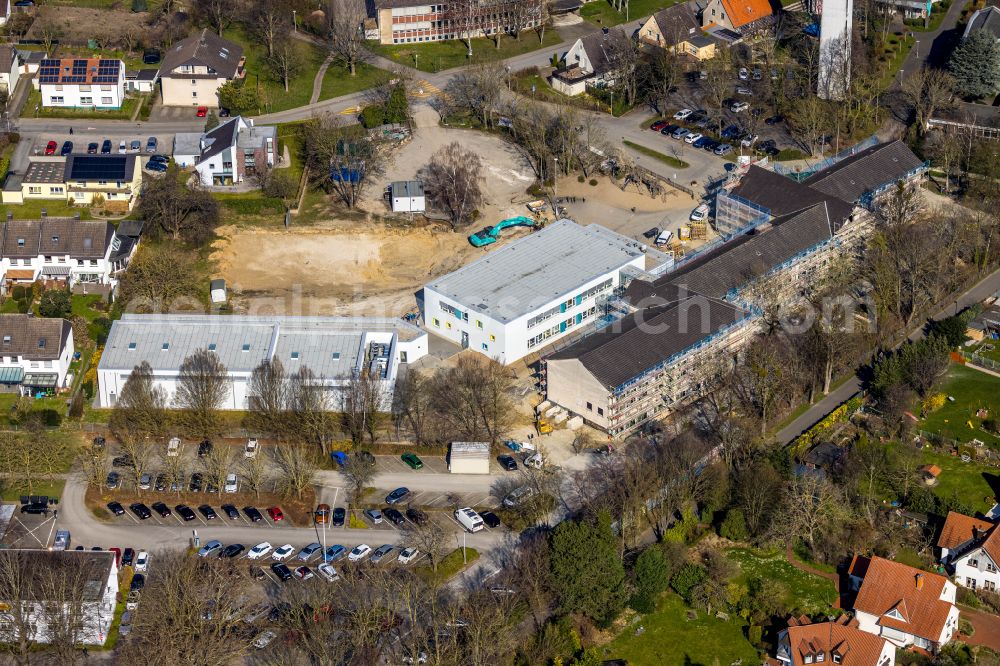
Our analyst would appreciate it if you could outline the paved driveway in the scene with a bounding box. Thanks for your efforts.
[959,606,1000,649]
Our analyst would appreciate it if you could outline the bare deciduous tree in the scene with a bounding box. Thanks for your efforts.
[273,442,316,500]
[175,350,230,441]
[246,356,289,438]
[327,0,369,75]
[418,142,484,230]
[109,361,169,445]
[288,365,338,455]
[194,0,232,35]
[248,0,289,57]
[240,446,268,499]
[266,41,305,92]
[341,454,376,504]
[342,369,387,447]
[201,444,235,496]
[402,518,447,573]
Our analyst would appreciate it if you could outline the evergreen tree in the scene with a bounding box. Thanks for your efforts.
[628,548,671,613]
[549,511,627,627]
[949,31,1000,100]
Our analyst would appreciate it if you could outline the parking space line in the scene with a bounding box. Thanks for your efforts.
[124,512,141,524]
[173,513,185,525]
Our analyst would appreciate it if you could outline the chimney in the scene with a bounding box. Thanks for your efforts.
[916,573,924,590]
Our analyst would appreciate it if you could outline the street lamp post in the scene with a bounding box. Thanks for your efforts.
[609,90,614,118]
[292,10,297,32]
[553,157,558,203]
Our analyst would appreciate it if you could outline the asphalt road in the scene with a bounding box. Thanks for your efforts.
[774,266,1000,445]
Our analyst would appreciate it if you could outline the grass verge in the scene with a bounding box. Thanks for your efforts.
[24,89,138,120]
[368,31,561,73]
[581,0,681,26]
[319,62,393,101]
[0,478,67,502]
[416,547,479,585]
[623,140,689,168]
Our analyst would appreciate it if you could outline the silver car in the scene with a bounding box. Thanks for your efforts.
[296,543,323,562]
[364,508,383,524]
[370,544,394,564]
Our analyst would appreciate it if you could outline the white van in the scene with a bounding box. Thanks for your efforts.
[655,229,673,246]
[454,507,484,533]
[690,204,709,221]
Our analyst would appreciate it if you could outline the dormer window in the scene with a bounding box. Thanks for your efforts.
[51,235,59,243]
[127,342,136,350]
[290,351,300,360]
[208,343,217,351]
[37,338,45,349]
[817,652,825,662]
[16,238,24,247]
[161,342,169,350]
[331,352,341,360]
[885,608,904,621]
[2,336,10,345]
[833,654,842,665]
[804,655,814,665]
[241,343,250,352]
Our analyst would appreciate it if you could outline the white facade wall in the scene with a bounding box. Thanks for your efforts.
[193,145,237,187]
[952,548,1000,593]
[97,329,428,411]
[41,74,126,109]
[422,256,643,365]
[0,54,18,94]
[391,195,425,213]
[0,244,130,289]
[853,584,958,650]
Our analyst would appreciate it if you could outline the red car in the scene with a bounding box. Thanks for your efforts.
[650,120,669,132]
[267,506,284,522]
[44,140,57,155]
[196,106,208,117]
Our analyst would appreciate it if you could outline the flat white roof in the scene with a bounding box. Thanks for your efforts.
[424,219,645,323]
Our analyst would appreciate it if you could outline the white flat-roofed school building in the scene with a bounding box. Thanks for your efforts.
[97,314,428,410]
[422,219,648,364]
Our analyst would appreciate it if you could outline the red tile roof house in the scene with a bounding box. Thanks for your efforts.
[847,555,959,653]
[936,510,1000,593]
[774,615,895,666]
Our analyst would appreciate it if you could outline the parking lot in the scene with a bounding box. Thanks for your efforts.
[16,131,175,172]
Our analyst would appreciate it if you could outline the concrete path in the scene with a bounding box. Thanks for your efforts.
[310,54,335,106]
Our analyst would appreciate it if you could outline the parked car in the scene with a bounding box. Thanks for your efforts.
[44,140,57,155]
[401,452,423,469]
[643,227,660,239]
[224,473,238,494]
[272,544,295,561]
[370,544,394,564]
[650,120,669,131]
[198,540,223,558]
[480,511,501,528]
[130,574,145,592]
[740,134,759,148]
[684,132,704,145]
[107,501,125,516]
[138,474,151,490]
[270,562,293,581]
[714,144,734,156]
[672,108,692,120]
[145,136,158,152]
[324,545,347,562]
[248,542,273,560]
[87,142,98,154]
[294,566,314,581]
[454,507,484,533]
[220,544,245,558]
[497,455,517,471]
[721,124,742,139]
[752,67,762,80]
[398,547,419,565]
[219,107,230,117]
[730,101,750,112]
[189,473,203,493]
[198,440,212,457]
[244,506,263,522]
[348,544,372,562]
[702,139,720,152]
[130,503,151,520]
[142,49,161,65]
[406,508,427,525]
[244,438,259,458]
[738,67,749,80]
[60,141,72,156]
[106,471,121,489]
[121,548,136,566]
[198,505,217,520]
[146,160,168,173]
[670,127,690,140]
[253,630,277,649]
[692,136,712,149]
[100,139,112,154]
[364,508,383,524]
[332,507,346,526]
[296,543,322,562]
[118,140,127,154]
[196,106,208,117]
[151,502,171,518]
[690,204,710,222]
[129,140,141,152]
[735,86,753,96]
[267,506,284,522]
[221,504,239,520]
[315,503,331,524]
[135,551,149,573]
[385,487,410,505]
[384,508,406,526]
[154,474,167,492]
[659,124,679,136]
[764,115,784,126]
[317,563,339,582]
[176,504,196,521]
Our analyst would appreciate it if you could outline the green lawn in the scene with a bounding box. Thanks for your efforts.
[0,200,94,220]
[222,26,327,114]
[23,89,138,121]
[918,448,999,514]
[918,363,1000,447]
[415,547,479,585]
[623,140,689,168]
[319,62,393,101]
[581,0,680,26]
[727,548,838,615]
[0,478,67,501]
[71,294,106,322]
[603,593,759,665]
[367,31,562,73]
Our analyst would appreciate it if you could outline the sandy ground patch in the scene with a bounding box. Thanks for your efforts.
[28,6,149,44]
[362,104,537,224]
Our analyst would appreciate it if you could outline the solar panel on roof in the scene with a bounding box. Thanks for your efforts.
[39,59,58,67]
[68,156,130,181]
[73,59,87,66]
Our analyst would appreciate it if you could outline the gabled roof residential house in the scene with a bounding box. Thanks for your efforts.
[0,217,139,292]
[0,550,118,646]
[37,58,125,109]
[0,315,74,393]
[701,0,775,34]
[936,510,1000,593]
[157,29,245,107]
[551,23,641,96]
[963,5,1000,40]
[5,155,143,211]
[0,45,20,93]
[638,2,719,60]
[775,615,895,666]
[173,116,276,187]
[847,555,959,651]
